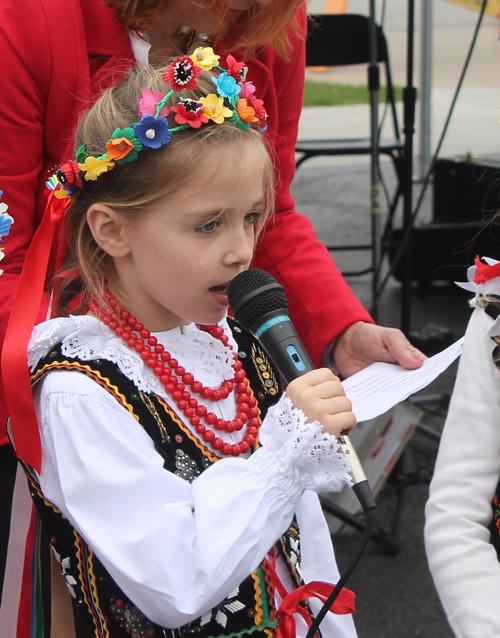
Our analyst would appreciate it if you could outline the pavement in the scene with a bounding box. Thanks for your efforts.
[292,1,500,636]
[303,0,500,166]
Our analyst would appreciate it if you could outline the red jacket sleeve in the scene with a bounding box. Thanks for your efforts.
[0,1,51,441]
[0,0,88,442]
[252,8,373,368]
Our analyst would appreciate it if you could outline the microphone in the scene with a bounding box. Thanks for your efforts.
[228,269,375,512]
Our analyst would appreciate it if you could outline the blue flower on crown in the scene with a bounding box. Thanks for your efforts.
[133,115,172,149]
[211,73,241,100]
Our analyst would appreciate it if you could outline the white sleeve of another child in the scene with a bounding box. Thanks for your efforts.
[36,371,352,630]
[425,307,500,638]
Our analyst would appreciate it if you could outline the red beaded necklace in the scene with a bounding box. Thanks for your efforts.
[88,291,260,457]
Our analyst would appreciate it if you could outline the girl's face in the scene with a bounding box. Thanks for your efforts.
[165,0,277,34]
[110,141,266,331]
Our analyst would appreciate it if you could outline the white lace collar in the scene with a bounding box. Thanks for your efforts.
[128,30,151,69]
[28,315,239,398]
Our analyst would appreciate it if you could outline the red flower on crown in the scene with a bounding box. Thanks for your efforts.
[163,57,201,92]
[57,161,83,189]
[251,98,266,121]
[473,255,500,284]
[171,98,209,128]
[226,54,248,83]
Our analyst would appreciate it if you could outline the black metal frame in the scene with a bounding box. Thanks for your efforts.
[295,13,405,318]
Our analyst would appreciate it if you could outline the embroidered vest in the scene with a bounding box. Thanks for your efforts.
[26,318,311,638]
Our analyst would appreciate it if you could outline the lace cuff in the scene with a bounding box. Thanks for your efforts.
[258,395,352,494]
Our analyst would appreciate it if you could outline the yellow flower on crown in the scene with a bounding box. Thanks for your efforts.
[190,47,220,71]
[78,155,116,181]
[54,187,71,199]
[199,94,233,124]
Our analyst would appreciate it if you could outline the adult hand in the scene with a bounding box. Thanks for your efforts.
[285,368,356,438]
[332,321,427,379]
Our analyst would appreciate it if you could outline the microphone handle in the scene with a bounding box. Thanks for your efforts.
[251,310,375,512]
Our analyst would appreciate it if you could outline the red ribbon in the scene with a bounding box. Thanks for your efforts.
[1,192,67,472]
[473,254,500,284]
[266,558,355,638]
[50,194,71,222]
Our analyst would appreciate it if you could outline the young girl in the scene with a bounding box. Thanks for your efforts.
[8,52,358,637]
[425,256,500,637]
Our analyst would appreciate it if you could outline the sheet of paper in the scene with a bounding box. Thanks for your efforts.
[342,337,464,423]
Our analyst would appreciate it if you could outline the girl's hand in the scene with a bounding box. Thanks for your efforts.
[285,368,356,439]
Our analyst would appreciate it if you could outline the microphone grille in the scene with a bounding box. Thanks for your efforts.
[228,269,288,332]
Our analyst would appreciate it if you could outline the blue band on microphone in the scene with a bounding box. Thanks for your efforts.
[286,345,306,371]
[255,314,290,337]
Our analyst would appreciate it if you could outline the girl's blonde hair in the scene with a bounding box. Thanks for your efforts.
[55,66,275,316]
[106,0,304,61]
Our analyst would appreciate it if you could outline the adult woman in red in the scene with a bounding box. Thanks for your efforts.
[0,0,424,445]
[0,1,424,627]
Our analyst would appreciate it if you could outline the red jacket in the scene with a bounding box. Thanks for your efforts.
[0,0,372,444]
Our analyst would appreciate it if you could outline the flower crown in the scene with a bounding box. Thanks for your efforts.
[47,49,267,200]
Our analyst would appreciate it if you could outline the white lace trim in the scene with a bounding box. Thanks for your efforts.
[28,316,239,398]
[264,396,353,492]
[30,316,352,490]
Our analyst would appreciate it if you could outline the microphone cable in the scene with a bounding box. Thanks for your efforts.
[305,507,375,638]
[372,0,488,311]
[227,269,377,638]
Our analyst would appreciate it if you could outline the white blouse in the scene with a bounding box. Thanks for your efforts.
[29,316,357,637]
[425,307,500,637]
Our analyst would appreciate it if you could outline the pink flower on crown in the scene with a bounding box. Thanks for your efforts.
[240,81,256,100]
[163,57,201,92]
[138,88,170,118]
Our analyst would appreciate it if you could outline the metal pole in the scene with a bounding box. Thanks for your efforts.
[401,0,417,336]
[419,0,433,179]
[368,0,380,321]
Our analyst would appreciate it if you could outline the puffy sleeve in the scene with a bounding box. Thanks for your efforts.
[424,307,500,637]
[252,6,373,369]
[36,369,352,629]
